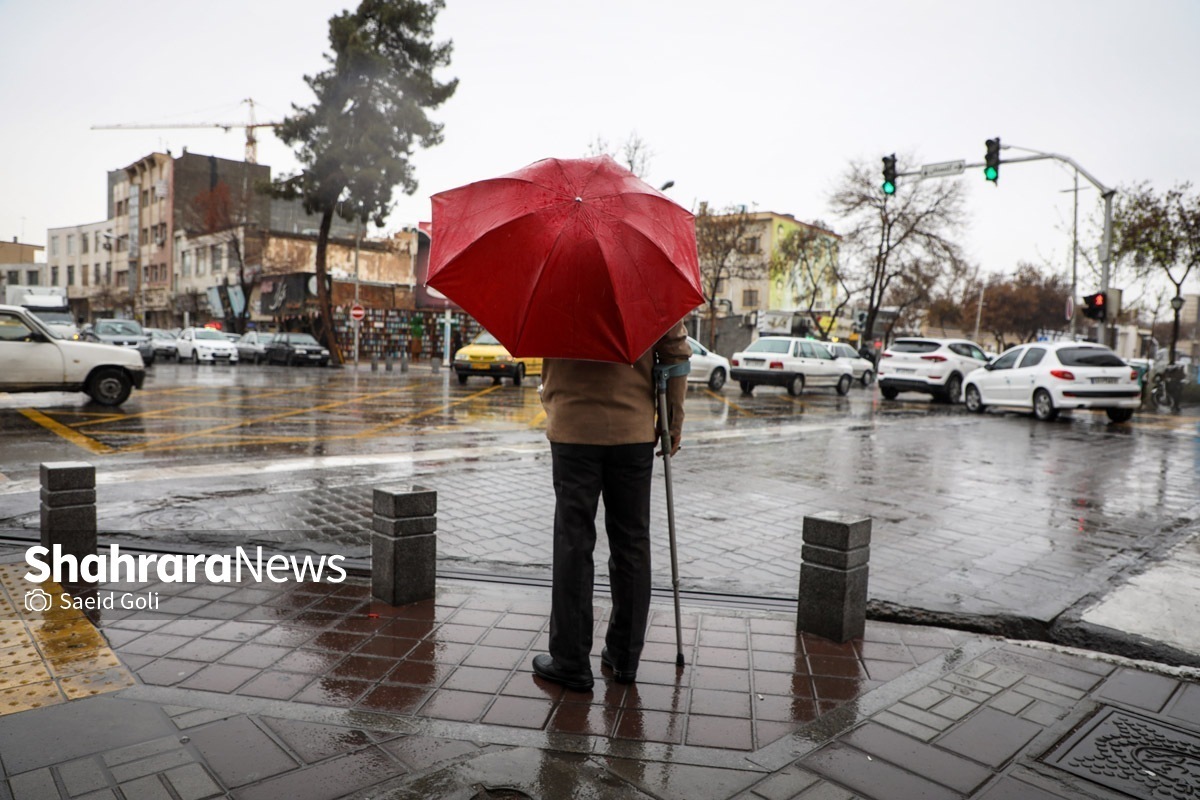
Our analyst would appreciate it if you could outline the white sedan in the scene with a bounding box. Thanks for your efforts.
[176,327,240,365]
[826,341,876,386]
[686,336,731,390]
[963,341,1140,423]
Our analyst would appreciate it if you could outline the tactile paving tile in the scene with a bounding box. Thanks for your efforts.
[0,564,136,716]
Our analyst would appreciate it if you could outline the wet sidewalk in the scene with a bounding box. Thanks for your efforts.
[1,558,1197,799]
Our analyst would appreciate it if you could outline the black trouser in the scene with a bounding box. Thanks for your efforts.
[549,442,654,674]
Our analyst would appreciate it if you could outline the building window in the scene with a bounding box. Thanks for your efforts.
[81,234,89,255]
[51,267,59,285]
[211,244,222,272]
[67,235,75,255]
[743,236,760,254]
[181,250,191,278]
[196,249,206,276]
[715,278,728,295]
[6,270,18,285]
[67,266,74,286]
[742,289,760,308]
[26,270,39,284]
[105,264,112,284]
[94,265,101,285]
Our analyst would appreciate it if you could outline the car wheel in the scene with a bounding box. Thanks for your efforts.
[880,385,899,400]
[835,374,852,396]
[787,374,805,397]
[1033,388,1058,421]
[513,363,525,387]
[286,354,294,366]
[1106,407,1134,423]
[457,373,468,385]
[964,384,985,413]
[192,351,200,365]
[708,368,727,391]
[860,370,874,386]
[739,380,754,396]
[85,368,132,406]
[943,373,963,404]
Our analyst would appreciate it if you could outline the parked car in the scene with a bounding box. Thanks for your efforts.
[0,304,145,405]
[453,330,540,385]
[686,336,730,390]
[730,336,853,396]
[223,332,241,344]
[264,332,330,366]
[963,341,1140,423]
[825,341,876,386]
[877,337,990,403]
[175,327,240,364]
[145,328,179,361]
[81,318,155,366]
[235,331,278,364]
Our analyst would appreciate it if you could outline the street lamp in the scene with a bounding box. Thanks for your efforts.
[1170,295,1185,364]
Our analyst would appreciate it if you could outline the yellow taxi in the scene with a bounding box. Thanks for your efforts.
[453,330,542,386]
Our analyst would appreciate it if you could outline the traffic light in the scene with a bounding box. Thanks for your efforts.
[984,138,1001,183]
[881,154,897,195]
[1082,292,1107,321]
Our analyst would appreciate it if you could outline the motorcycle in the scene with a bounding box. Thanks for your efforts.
[1148,363,1187,413]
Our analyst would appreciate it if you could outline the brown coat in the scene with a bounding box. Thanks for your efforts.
[541,322,690,445]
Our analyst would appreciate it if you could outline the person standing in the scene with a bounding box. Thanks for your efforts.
[531,320,690,691]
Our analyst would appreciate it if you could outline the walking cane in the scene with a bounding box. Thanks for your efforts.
[654,361,690,668]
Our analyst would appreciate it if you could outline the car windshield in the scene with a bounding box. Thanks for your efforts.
[890,340,940,353]
[1057,347,1126,367]
[745,339,792,353]
[151,330,176,340]
[96,321,143,336]
[243,333,274,343]
[194,329,227,340]
[34,311,74,325]
[831,345,854,358]
[472,331,501,346]
[283,333,321,346]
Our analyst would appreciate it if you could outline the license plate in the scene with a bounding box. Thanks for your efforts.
[746,358,765,365]
[1092,377,1117,384]
[895,368,915,374]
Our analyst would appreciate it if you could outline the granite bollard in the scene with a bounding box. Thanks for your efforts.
[39,462,98,565]
[796,512,871,643]
[372,485,437,605]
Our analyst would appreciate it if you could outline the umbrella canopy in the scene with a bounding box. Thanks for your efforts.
[427,155,703,364]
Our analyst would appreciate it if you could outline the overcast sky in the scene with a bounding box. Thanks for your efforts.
[2,0,1197,298]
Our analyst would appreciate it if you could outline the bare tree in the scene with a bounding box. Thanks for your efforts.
[694,203,766,348]
[587,131,653,179]
[769,221,854,338]
[829,157,970,343]
[184,181,263,334]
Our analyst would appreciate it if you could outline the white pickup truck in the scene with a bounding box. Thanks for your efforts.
[0,303,145,405]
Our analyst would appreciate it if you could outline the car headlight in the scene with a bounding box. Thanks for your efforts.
[320,349,329,356]
[495,354,512,362]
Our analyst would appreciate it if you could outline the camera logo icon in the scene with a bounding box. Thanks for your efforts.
[24,588,53,613]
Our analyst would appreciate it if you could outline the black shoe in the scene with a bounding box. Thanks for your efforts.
[532,654,594,691]
[600,647,637,684]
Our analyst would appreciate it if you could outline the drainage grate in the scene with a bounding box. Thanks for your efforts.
[1045,706,1200,799]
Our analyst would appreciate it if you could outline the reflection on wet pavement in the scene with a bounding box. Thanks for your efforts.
[95,576,962,752]
[0,564,135,714]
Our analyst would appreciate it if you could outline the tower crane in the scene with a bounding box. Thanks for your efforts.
[92,98,283,164]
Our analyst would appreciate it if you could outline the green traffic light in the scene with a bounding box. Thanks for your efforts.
[984,166,998,182]
[882,181,896,195]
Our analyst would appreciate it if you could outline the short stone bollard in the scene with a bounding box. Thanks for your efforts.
[430,356,440,373]
[385,355,394,372]
[796,512,871,643]
[400,350,409,373]
[40,462,98,564]
[372,485,437,606]
[371,355,379,372]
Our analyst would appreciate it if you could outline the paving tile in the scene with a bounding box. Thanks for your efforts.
[292,676,372,707]
[261,717,374,764]
[746,765,821,800]
[236,670,307,700]
[226,748,399,800]
[690,687,751,718]
[1097,668,1180,713]
[109,749,192,783]
[1020,700,1067,727]
[187,716,297,788]
[874,710,940,742]
[442,665,510,694]
[988,690,1034,716]
[481,696,552,729]
[686,714,753,750]
[889,702,954,732]
[10,768,61,800]
[802,742,960,800]
[136,659,207,687]
[613,709,685,744]
[178,664,259,693]
[546,701,615,736]
[417,689,492,723]
[162,763,222,800]
[116,775,172,800]
[903,687,951,710]
[935,707,1044,768]
[57,757,108,796]
[973,776,1075,799]
[929,694,980,722]
[843,722,991,794]
[793,780,859,799]
[1166,682,1200,727]
[987,649,1105,691]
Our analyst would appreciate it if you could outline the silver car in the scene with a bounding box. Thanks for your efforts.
[82,319,155,366]
[235,331,277,364]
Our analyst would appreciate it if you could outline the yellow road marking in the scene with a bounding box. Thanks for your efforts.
[528,409,547,428]
[126,385,417,453]
[355,384,503,437]
[704,389,754,414]
[18,409,114,455]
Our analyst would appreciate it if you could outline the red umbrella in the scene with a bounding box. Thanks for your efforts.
[426,155,703,363]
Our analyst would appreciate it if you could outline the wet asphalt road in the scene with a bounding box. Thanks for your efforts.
[2,360,1199,660]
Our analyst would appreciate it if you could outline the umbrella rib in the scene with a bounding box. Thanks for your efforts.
[512,212,577,354]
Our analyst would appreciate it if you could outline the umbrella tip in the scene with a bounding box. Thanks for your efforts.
[575,196,583,202]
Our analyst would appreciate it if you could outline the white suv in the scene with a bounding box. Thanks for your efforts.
[730,336,854,396]
[877,337,990,403]
[0,304,146,406]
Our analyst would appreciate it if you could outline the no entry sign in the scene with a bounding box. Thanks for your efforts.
[350,304,365,321]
